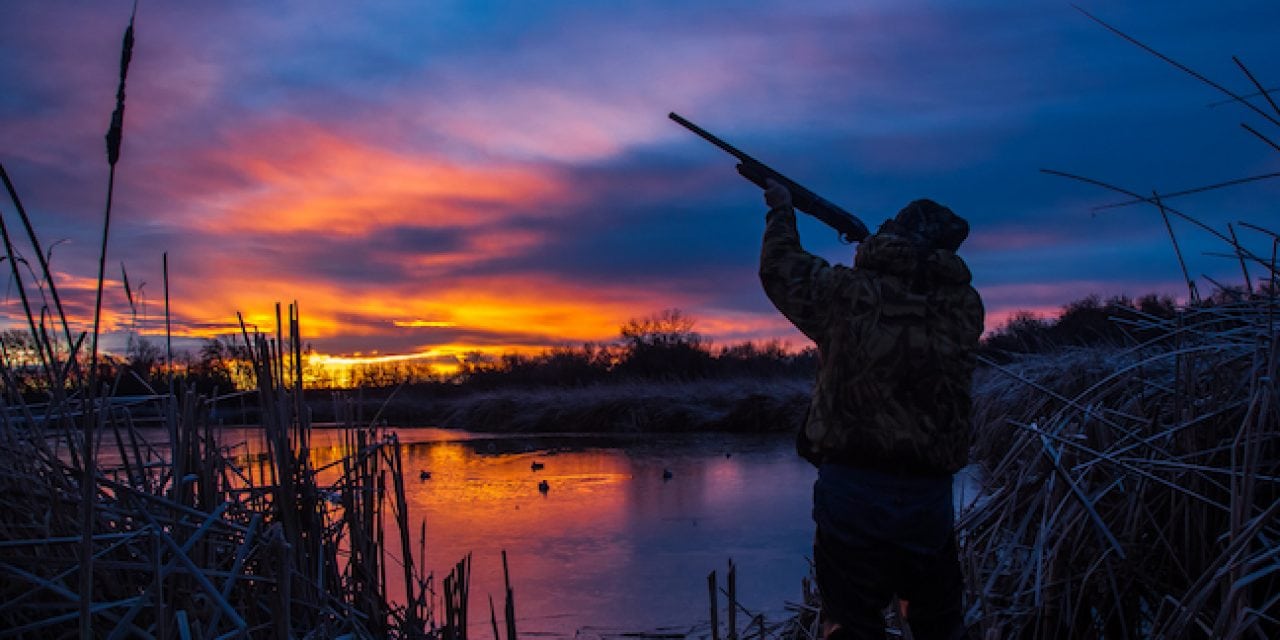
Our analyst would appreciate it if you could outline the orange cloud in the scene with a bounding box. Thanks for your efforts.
[393,320,457,328]
[184,119,566,235]
[2,270,150,341]
[397,275,681,344]
[152,266,686,357]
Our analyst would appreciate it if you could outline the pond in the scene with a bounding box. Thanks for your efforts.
[386,429,816,636]
[146,427,815,635]
[118,426,977,636]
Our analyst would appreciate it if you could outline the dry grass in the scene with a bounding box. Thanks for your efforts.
[0,307,449,637]
[954,18,1280,638]
[0,14,447,632]
[960,287,1278,638]
[776,287,1278,640]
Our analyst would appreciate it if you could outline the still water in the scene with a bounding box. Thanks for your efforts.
[136,427,819,635]
[391,429,815,634]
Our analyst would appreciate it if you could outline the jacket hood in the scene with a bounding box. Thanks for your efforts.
[924,247,973,285]
[854,230,973,286]
[853,231,918,276]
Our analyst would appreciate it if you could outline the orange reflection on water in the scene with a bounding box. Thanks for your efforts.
[403,443,634,542]
[382,433,815,632]
[121,428,815,633]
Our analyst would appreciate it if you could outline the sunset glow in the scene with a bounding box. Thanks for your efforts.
[1,1,1275,367]
[4,5,1277,637]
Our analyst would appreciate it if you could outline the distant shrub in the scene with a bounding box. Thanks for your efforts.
[982,292,1179,360]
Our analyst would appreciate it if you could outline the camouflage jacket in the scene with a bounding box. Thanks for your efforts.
[759,205,984,475]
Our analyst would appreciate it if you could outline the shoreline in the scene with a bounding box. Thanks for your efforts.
[303,375,814,434]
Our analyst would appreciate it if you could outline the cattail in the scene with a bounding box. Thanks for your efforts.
[120,260,134,310]
[104,8,135,166]
[82,9,138,636]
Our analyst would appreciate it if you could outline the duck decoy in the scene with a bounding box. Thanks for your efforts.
[531,461,545,471]
[662,468,673,480]
[419,470,432,480]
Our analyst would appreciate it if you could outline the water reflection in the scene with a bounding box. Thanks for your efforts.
[118,427,817,634]
[390,430,816,634]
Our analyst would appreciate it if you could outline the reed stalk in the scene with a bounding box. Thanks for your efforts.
[0,180,441,638]
[960,271,1278,637]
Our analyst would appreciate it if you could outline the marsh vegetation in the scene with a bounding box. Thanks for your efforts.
[1,6,1278,640]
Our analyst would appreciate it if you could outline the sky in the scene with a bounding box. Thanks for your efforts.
[1,1,1278,371]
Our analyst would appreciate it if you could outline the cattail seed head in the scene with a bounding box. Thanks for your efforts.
[104,20,135,166]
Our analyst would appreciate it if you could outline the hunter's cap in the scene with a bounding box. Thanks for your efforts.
[893,199,969,252]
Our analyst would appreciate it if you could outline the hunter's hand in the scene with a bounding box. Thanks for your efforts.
[764,179,792,210]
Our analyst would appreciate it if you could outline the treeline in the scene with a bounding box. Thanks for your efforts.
[458,293,1225,388]
[0,330,249,400]
[453,308,817,389]
[0,309,816,399]
[977,287,1273,360]
[3,293,1243,398]
[343,296,1199,390]
[979,293,1181,359]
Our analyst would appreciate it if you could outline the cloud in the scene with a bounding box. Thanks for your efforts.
[3,0,1277,363]
[153,119,564,234]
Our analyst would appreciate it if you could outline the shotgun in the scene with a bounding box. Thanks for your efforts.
[669,112,869,243]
